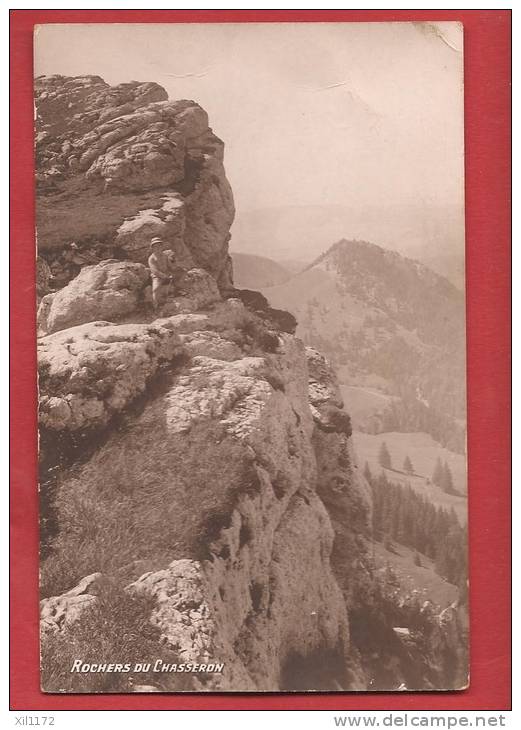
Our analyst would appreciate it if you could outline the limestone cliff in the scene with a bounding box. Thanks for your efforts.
[37,76,464,694]
[35,75,234,290]
[39,290,370,691]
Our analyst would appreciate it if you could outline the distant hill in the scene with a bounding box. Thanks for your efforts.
[231,205,465,288]
[231,253,291,289]
[262,239,466,452]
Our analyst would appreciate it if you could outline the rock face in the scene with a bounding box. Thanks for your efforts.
[35,75,235,288]
[40,326,363,691]
[37,76,369,693]
[307,348,372,536]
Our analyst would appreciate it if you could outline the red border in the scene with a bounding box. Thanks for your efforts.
[10,9,511,711]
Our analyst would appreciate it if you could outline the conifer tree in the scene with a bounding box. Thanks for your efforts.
[403,455,414,475]
[441,461,456,495]
[378,441,392,469]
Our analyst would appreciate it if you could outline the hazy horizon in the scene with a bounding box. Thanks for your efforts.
[35,22,464,269]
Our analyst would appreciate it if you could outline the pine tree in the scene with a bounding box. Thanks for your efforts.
[378,441,392,469]
[441,461,457,495]
[432,456,443,486]
[403,455,414,475]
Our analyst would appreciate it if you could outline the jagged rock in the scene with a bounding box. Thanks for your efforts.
[36,76,235,289]
[128,559,216,664]
[228,288,269,311]
[154,298,250,337]
[307,347,372,538]
[38,320,182,432]
[157,267,222,316]
[37,260,149,335]
[179,331,242,361]
[306,347,344,410]
[263,307,297,335]
[163,355,274,436]
[35,76,167,143]
[40,573,101,634]
[115,193,195,267]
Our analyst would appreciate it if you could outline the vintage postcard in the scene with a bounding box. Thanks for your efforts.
[35,21,468,693]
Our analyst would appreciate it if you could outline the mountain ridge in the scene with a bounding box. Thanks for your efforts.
[262,237,466,451]
[231,203,465,288]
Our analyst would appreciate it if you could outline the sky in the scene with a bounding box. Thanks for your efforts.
[35,22,464,219]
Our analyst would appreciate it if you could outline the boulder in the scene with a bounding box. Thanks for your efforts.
[40,573,101,635]
[38,320,182,432]
[37,260,149,335]
[127,559,216,664]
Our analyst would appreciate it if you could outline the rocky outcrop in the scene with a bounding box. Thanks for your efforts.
[38,320,183,432]
[39,311,366,690]
[40,573,101,635]
[158,267,222,315]
[35,75,235,289]
[38,260,149,334]
[307,348,372,536]
[37,258,227,337]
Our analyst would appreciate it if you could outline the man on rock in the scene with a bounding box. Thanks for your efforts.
[148,236,177,310]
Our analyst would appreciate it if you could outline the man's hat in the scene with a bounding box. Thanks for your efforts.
[150,236,164,248]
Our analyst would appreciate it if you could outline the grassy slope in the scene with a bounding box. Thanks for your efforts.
[41,410,258,599]
[370,541,459,609]
[352,430,468,523]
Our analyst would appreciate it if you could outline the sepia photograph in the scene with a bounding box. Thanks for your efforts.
[34,21,468,694]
